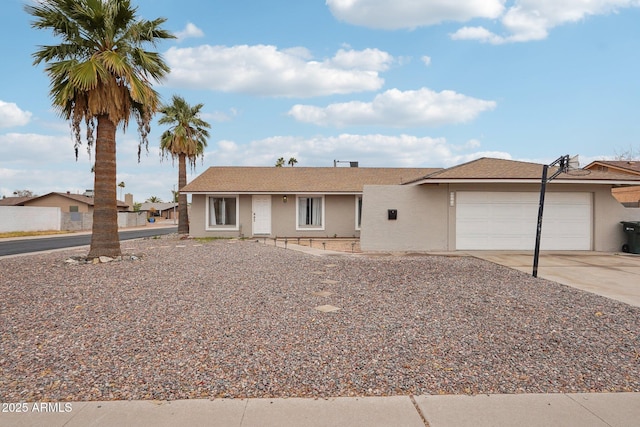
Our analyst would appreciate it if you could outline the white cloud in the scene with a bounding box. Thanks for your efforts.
[452,0,640,44]
[204,133,510,168]
[0,133,84,164]
[0,101,32,128]
[0,132,183,202]
[288,88,496,127]
[201,108,239,123]
[326,0,640,43]
[329,48,393,71]
[163,45,392,97]
[450,26,505,44]
[0,132,94,197]
[421,56,432,66]
[326,0,505,29]
[175,23,204,41]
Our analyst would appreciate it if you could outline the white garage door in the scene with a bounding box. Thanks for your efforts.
[456,192,592,250]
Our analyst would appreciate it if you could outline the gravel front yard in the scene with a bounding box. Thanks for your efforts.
[1,237,638,401]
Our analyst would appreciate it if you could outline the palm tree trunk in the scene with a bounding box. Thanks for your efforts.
[88,115,121,258]
[177,153,189,234]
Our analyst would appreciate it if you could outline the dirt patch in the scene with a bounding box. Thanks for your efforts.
[285,238,361,253]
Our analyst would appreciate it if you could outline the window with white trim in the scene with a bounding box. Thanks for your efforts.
[297,196,323,229]
[207,196,238,229]
[355,195,363,230]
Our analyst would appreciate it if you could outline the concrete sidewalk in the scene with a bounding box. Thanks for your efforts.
[2,393,639,427]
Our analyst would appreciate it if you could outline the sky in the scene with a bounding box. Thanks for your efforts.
[1,0,640,203]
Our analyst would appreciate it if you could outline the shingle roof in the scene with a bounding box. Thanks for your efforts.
[181,167,439,193]
[139,202,178,212]
[0,196,34,206]
[584,160,640,175]
[409,158,640,183]
[23,192,129,208]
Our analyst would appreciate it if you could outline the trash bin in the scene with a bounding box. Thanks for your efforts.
[620,221,640,254]
[148,217,155,223]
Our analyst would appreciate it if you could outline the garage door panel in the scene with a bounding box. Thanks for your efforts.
[456,192,591,250]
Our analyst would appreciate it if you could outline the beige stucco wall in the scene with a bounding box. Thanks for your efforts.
[360,184,448,251]
[189,194,362,238]
[593,186,640,251]
[25,194,92,213]
[361,182,640,252]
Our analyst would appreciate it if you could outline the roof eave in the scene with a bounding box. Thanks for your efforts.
[410,178,640,185]
[181,190,364,195]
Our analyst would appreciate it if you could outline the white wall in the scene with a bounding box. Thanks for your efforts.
[0,206,61,232]
[118,211,147,228]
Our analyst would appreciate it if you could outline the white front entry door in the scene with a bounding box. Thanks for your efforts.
[252,195,272,235]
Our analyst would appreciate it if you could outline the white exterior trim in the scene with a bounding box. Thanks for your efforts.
[183,191,362,195]
[296,194,326,231]
[408,178,640,186]
[355,195,363,231]
[205,194,240,231]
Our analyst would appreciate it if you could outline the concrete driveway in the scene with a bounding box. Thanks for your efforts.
[468,251,640,307]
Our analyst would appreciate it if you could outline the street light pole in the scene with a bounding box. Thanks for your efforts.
[532,155,570,277]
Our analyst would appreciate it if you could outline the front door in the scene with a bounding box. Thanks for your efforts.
[252,195,272,235]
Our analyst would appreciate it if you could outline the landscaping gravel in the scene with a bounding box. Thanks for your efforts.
[1,237,638,402]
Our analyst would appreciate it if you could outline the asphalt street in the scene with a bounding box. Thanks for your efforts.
[0,227,178,257]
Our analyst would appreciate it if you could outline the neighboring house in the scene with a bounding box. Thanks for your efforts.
[584,160,640,207]
[0,192,146,232]
[181,167,437,238]
[361,158,640,253]
[0,196,34,206]
[139,202,179,219]
[19,192,129,212]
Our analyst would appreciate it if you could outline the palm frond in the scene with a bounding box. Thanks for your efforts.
[27,0,174,156]
[158,95,211,168]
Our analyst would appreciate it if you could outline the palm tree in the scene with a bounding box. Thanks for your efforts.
[146,196,163,203]
[288,157,298,167]
[26,0,173,258]
[118,181,125,200]
[159,95,210,234]
[275,157,285,167]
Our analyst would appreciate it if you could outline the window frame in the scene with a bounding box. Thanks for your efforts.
[355,194,363,230]
[205,195,240,231]
[296,194,325,231]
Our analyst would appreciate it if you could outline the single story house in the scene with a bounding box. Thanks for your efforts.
[0,196,34,206]
[584,160,640,207]
[139,202,179,219]
[181,167,436,238]
[361,158,640,252]
[19,192,130,213]
[182,159,640,252]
